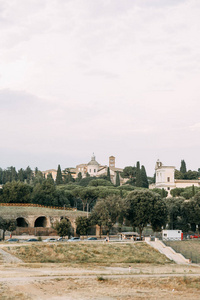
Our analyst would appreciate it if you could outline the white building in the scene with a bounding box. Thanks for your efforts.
[150,160,200,195]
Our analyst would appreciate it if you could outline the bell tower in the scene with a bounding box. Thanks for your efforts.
[109,156,115,168]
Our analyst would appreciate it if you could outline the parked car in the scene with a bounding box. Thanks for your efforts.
[87,237,97,241]
[27,238,39,242]
[57,237,68,242]
[6,238,19,242]
[190,235,200,239]
[43,238,57,242]
[68,237,81,242]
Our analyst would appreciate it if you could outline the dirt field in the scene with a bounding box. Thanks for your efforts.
[0,242,200,299]
[0,263,200,299]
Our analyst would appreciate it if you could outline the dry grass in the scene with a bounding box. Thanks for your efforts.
[4,242,170,265]
[164,240,200,263]
[1,275,200,299]
[0,206,87,218]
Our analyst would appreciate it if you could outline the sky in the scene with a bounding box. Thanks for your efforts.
[1,0,200,176]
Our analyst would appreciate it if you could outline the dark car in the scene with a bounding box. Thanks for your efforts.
[27,238,39,242]
[6,238,19,242]
[87,237,97,241]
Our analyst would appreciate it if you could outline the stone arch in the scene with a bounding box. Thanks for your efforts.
[34,216,47,228]
[16,217,29,227]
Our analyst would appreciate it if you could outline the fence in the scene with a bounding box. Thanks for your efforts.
[0,203,77,211]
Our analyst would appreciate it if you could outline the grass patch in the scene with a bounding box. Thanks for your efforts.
[164,240,200,263]
[4,242,170,265]
[97,276,108,282]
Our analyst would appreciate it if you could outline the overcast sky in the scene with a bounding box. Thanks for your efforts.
[1,0,200,175]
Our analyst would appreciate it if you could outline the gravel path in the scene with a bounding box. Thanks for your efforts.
[0,248,23,263]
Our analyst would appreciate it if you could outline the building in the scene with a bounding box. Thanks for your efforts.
[42,154,126,185]
[74,154,125,185]
[42,169,57,180]
[149,160,200,195]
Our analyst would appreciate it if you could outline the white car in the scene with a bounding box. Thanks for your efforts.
[68,237,80,242]
[43,238,57,242]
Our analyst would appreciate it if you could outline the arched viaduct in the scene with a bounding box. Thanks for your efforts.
[12,214,78,236]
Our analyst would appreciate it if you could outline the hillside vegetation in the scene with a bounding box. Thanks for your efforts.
[4,242,170,265]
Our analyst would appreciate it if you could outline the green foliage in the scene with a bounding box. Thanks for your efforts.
[151,188,168,198]
[55,218,71,238]
[164,197,185,230]
[115,171,120,187]
[88,179,113,187]
[76,172,82,182]
[125,190,167,237]
[91,195,124,235]
[107,167,111,182]
[56,164,63,185]
[180,160,187,174]
[135,161,142,187]
[72,187,98,211]
[121,166,136,179]
[0,217,17,240]
[77,176,96,187]
[76,216,91,235]
[0,181,32,203]
[140,165,149,188]
[170,188,184,197]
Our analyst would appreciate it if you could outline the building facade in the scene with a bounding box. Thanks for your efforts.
[150,160,200,195]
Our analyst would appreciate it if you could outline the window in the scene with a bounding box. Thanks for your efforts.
[167,187,170,190]
[167,177,170,182]
[94,169,96,173]
[164,234,167,237]
[89,169,91,173]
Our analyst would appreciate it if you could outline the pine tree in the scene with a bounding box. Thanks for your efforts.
[135,161,142,187]
[180,160,187,174]
[140,165,149,188]
[115,171,120,186]
[56,164,63,185]
[107,167,111,182]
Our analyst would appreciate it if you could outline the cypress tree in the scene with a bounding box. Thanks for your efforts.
[115,171,120,186]
[180,160,187,174]
[192,184,195,197]
[140,165,149,188]
[56,164,63,185]
[136,161,142,187]
[107,167,111,182]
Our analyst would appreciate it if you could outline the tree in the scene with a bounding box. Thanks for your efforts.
[151,188,168,198]
[76,216,91,236]
[89,179,113,187]
[76,172,82,182]
[164,197,184,230]
[140,165,149,188]
[121,166,136,180]
[90,200,109,238]
[107,167,111,182]
[72,187,97,212]
[55,218,71,238]
[91,195,124,235]
[56,165,63,185]
[115,171,120,187]
[135,161,142,187]
[0,181,32,203]
[125,190,167,238]
[180,160,187,174]
[0,217,17,240]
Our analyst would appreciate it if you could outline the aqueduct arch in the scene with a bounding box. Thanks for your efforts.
[34,216,48,227]
[16,217,29,227]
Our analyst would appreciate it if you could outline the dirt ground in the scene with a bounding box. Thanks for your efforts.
[0,263,200,299]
